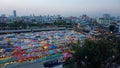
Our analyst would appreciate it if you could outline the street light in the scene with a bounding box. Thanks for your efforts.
[112,55,115,59]
[85,56,87,59]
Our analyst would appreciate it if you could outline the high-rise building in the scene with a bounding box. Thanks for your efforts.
[103,14,110,19]
[1,14,6,17]
[13,10,16,17]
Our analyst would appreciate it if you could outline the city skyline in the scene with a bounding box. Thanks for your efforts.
[0,0,120,17]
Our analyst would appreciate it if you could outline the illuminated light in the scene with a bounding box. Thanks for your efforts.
[18,60,22,62]
[44,46,48,49]
[71,30,74,33]
[71,51,75,53]
[110,31,113,34]
[0,49,4,52]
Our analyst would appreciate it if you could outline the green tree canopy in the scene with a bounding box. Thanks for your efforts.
[64,39,117,68]
[109,25,115,32]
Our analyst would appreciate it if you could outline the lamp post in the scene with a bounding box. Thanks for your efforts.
[85,56,87,59]
[112,55,115,59]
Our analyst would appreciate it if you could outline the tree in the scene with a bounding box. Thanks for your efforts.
[64,39,117,68]
[53,18,67,27]
[117,40,120,55]
[109,25,115,32]
[0,23,6,28]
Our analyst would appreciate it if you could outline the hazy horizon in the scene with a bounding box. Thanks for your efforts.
[0,0,120,17]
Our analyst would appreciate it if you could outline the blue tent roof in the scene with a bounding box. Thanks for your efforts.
[4,48,14,52]
[49,45,57,49]
[48,50,56,54]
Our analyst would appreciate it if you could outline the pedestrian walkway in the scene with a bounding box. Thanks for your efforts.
[13,62,44,68]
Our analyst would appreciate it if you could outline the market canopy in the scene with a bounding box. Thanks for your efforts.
[4,48,14,52]
[48,50,56,54]
[0,58,17,64]
[44,44,51,46]
[49,45,57,49]
[62,52,73,58]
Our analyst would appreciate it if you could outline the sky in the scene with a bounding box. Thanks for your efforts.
[0,0,120,17]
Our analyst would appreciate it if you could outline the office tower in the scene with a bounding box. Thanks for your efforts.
[103,14,110,19]
[13,10,17,17]
[1,14,6,17]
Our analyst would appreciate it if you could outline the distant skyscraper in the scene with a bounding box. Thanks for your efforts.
[13,10,17,17]
[103,14,110,19]
[1,14,6,17]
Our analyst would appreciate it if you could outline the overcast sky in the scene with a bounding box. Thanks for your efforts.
[0,0,120,17]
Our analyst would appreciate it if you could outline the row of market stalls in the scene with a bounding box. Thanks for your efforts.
[0,30,86,67]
